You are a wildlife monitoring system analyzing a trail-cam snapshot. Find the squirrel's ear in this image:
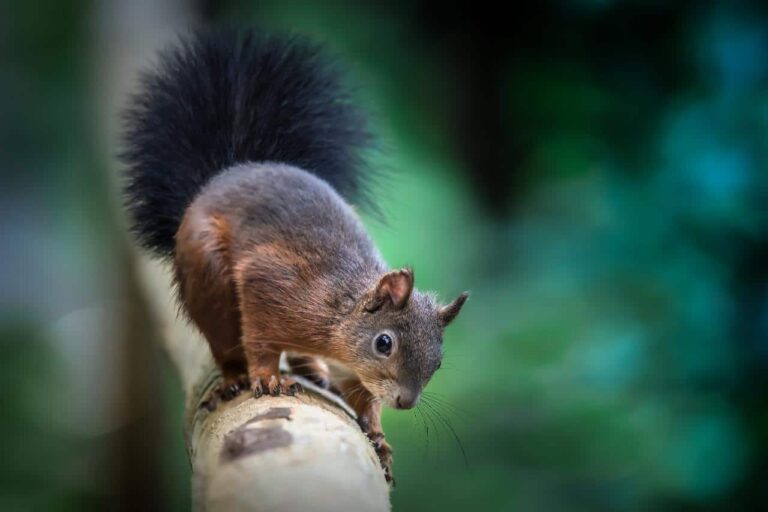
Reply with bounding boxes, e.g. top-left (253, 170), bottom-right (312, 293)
top-left (365, 268), bottom-right (414, 311)
top-left (439, 292), bottom-right (469, 326)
